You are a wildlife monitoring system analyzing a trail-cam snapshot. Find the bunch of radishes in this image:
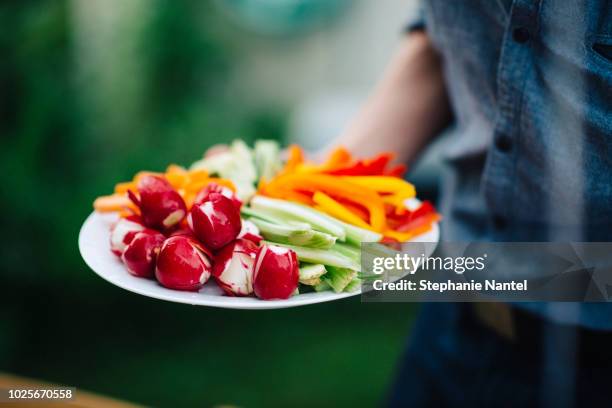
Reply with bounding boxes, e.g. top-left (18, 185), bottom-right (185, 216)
top-left (110, 175), bottom-right (299, 300)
